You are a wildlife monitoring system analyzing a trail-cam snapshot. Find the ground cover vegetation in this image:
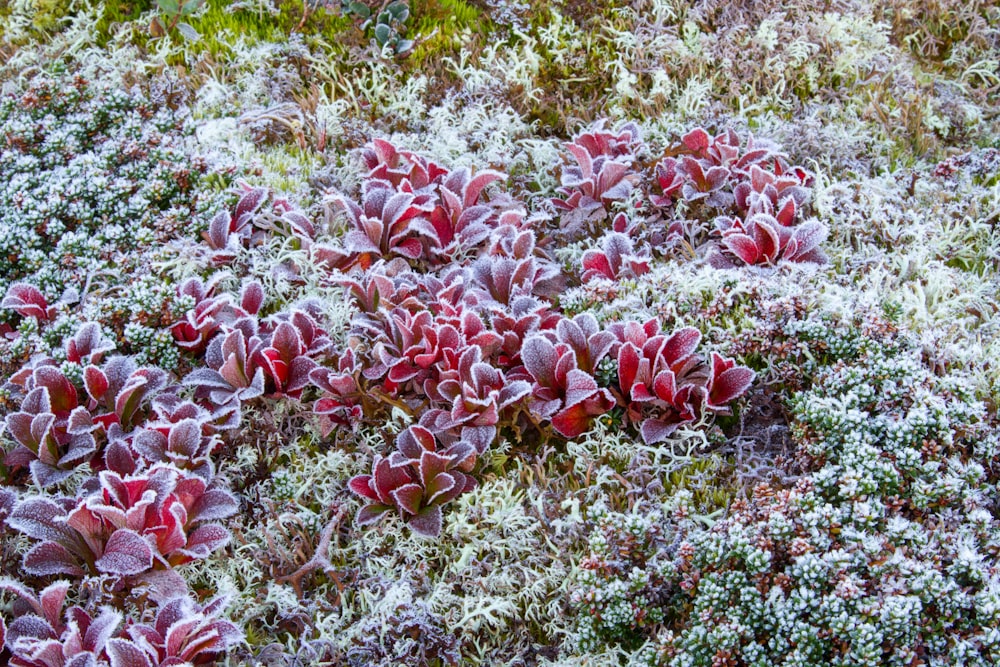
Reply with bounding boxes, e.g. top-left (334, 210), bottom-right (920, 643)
top-left (0, 0), bottom-right (998, 664)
